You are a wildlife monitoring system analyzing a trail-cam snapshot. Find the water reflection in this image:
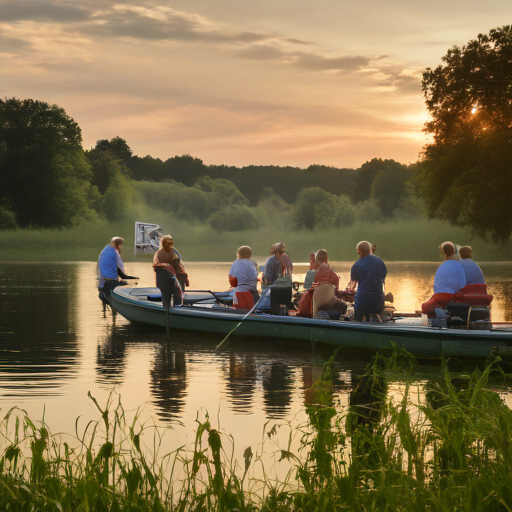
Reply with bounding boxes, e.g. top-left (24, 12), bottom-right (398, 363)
top-left (262, 362), bottom-right (294, 418)
top-left (1, 261), bottom-right (512, 448)
top-left (149, 345), bottom-right (188, 421)
top-left (224, 353), bottom-right (257, 414)
top-left (96, 326), bottom-right (128, 385)
top-left (0, 264), bottom-right (79, 397)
